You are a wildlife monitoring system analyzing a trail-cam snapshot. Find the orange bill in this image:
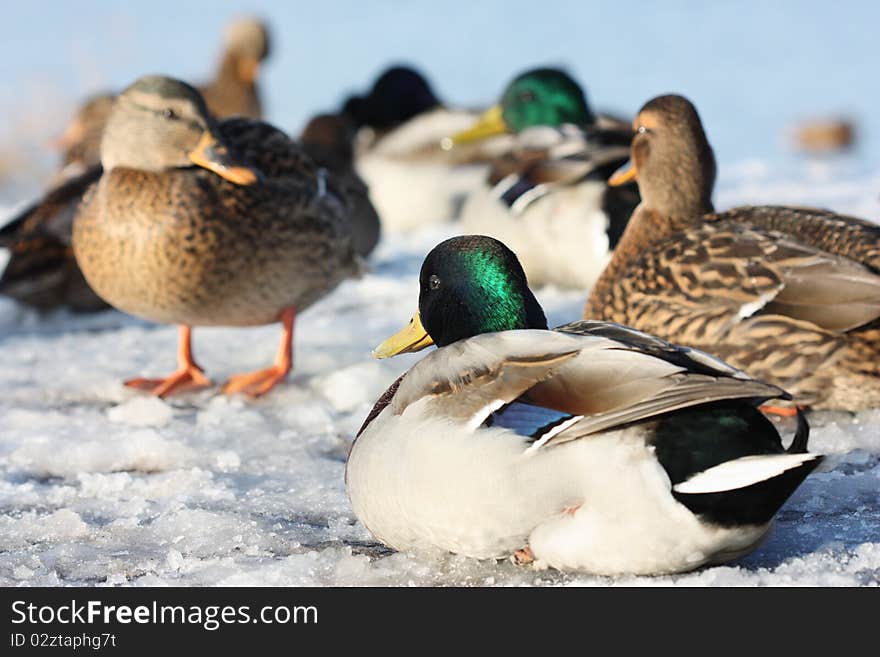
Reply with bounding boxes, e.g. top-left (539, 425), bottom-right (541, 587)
top-left (188, 131), bottom-right (259, 185)
top-left (608, 161), bottom-right (637, 186)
